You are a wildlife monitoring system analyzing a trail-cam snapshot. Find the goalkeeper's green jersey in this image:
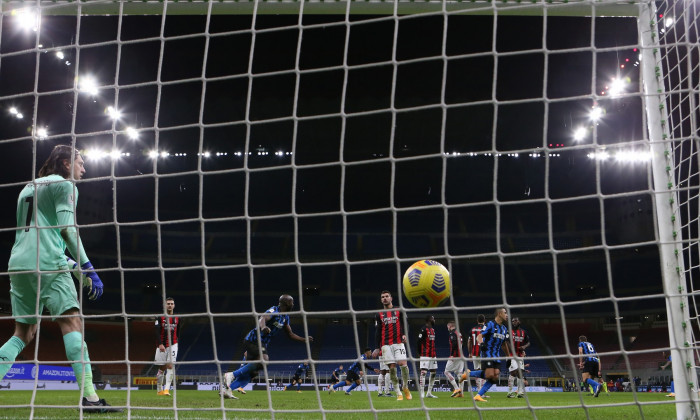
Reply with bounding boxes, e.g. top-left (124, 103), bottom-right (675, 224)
top-left (8, 175), bottom-right (78, 271)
